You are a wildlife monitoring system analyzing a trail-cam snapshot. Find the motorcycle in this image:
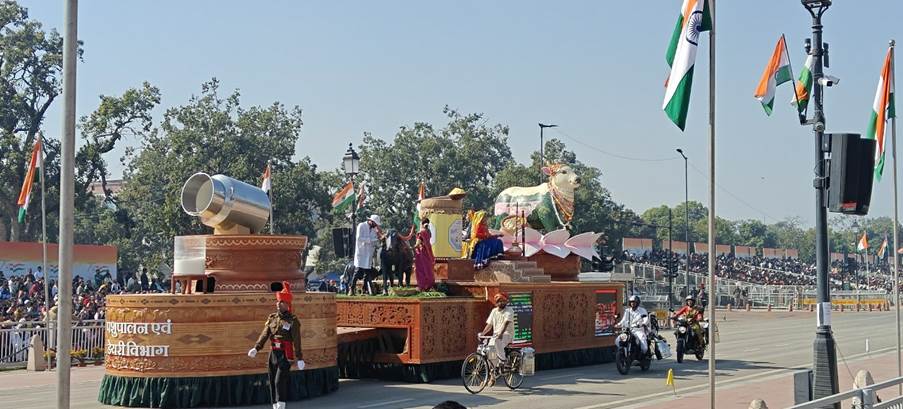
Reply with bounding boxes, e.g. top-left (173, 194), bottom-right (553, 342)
top-left (615, 324), bottom-right (653, 375)
top-left (673, 315), bottom-right (708, 363)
